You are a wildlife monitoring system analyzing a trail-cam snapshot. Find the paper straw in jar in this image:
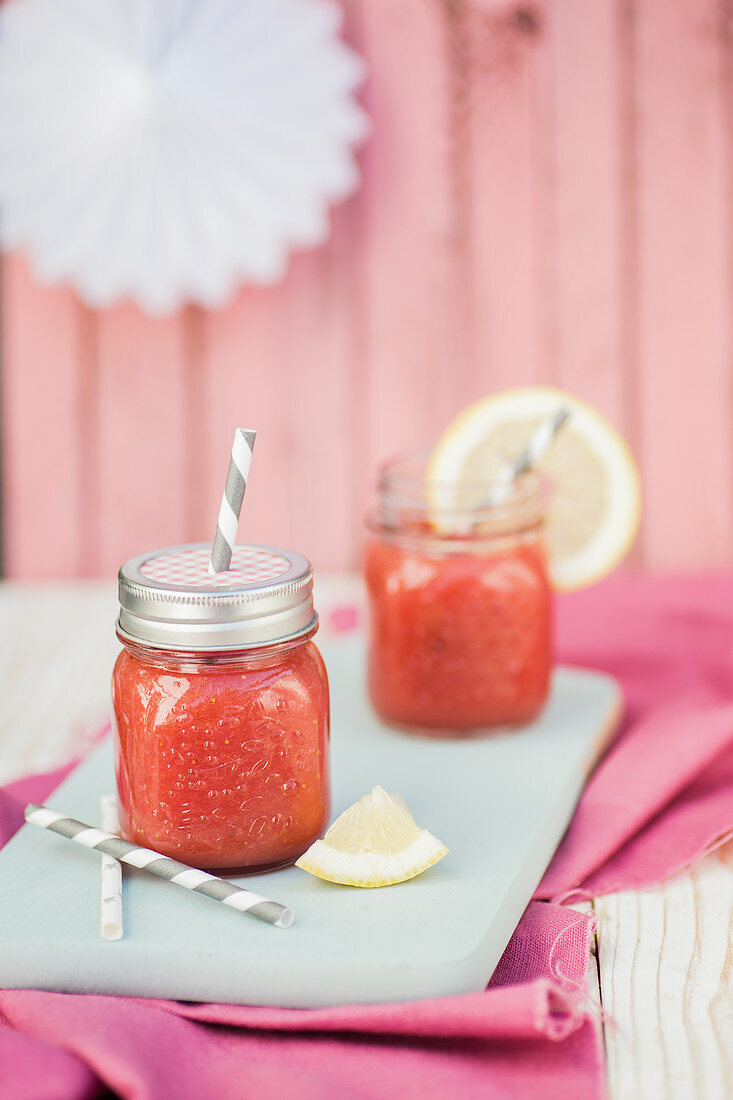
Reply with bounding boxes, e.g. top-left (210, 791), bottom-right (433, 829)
top-left (209, 428), bottom-right (257, 573)
top-left (99, 794), bottom-right (123, 941)
top-left (25, 804), bottom-right (293, 929)
top-left (485, 406), bottom-right (571, 507)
